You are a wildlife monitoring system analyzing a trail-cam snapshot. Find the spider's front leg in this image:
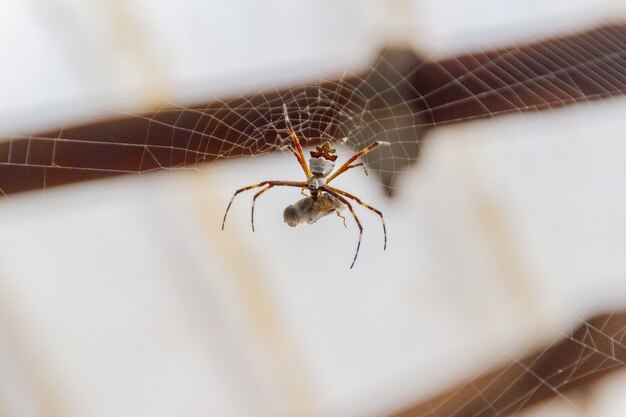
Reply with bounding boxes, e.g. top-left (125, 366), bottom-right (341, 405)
top-left (283, 104), bottom-right (312, 178)
top-left (326, 141), bottom-right (389, 183)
